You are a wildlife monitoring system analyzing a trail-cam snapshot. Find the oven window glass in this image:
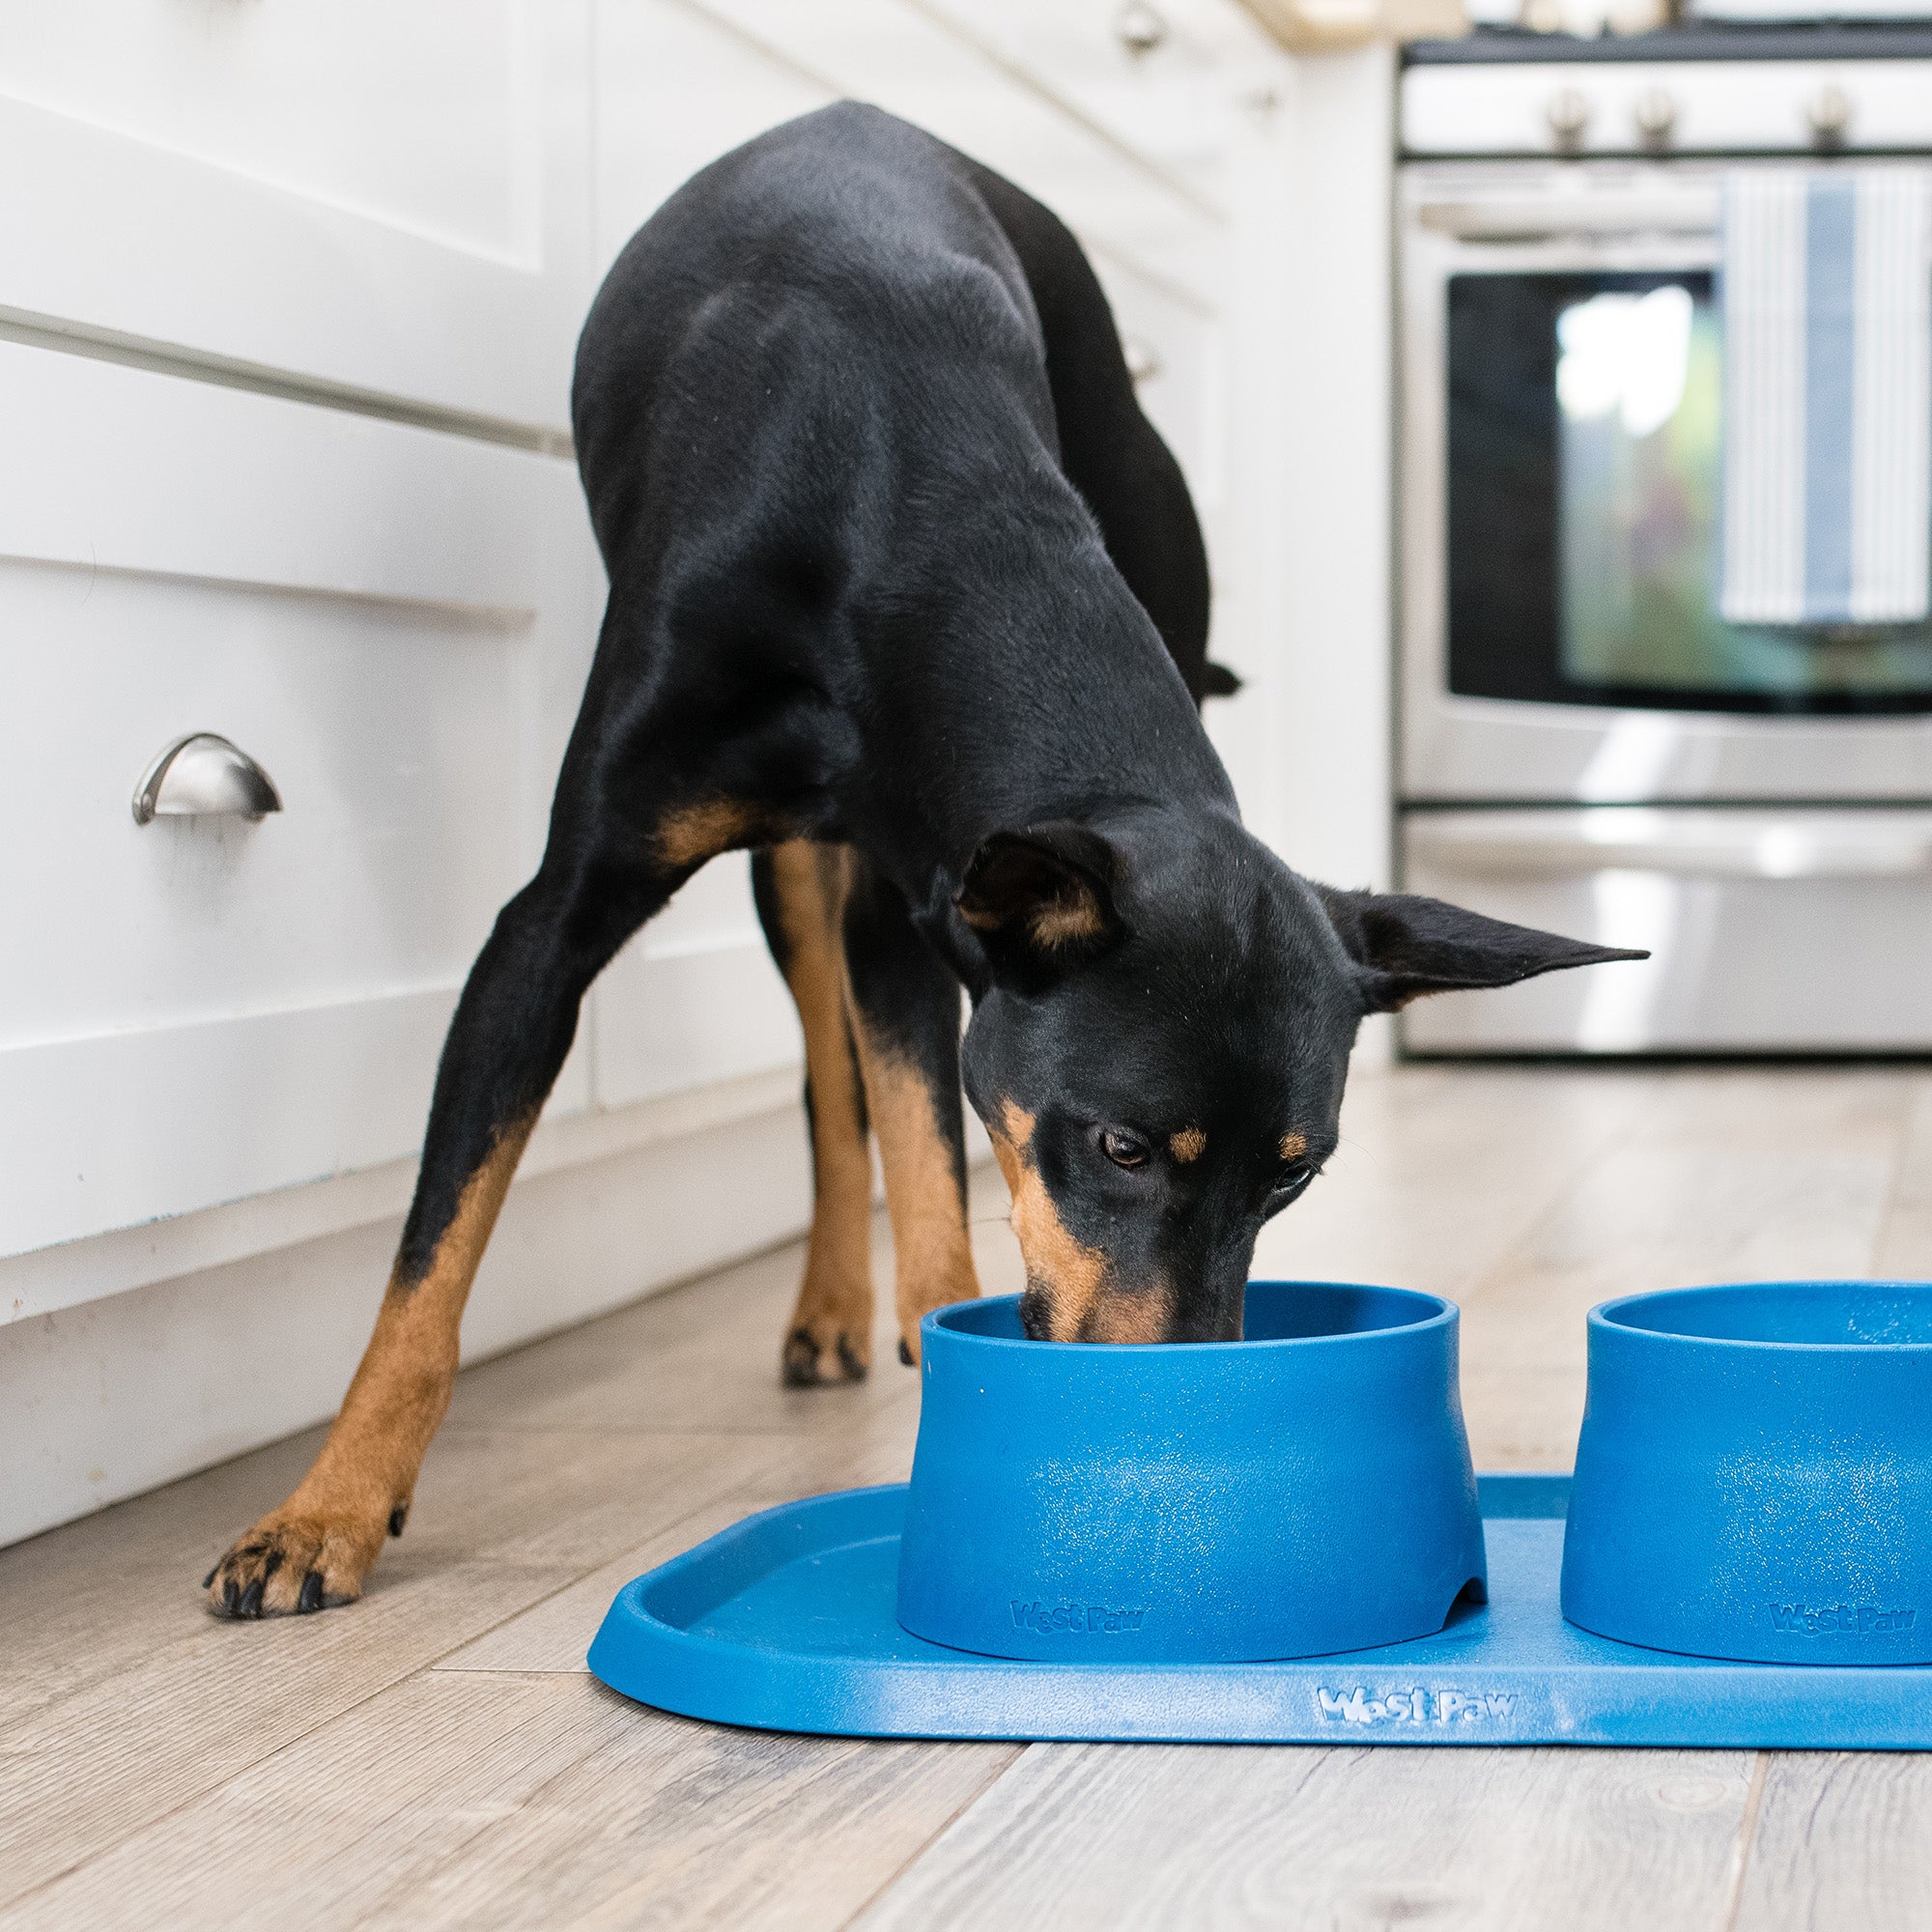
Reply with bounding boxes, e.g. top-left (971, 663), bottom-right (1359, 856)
top-left (1448, 270), bottom-right (1932, 715)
